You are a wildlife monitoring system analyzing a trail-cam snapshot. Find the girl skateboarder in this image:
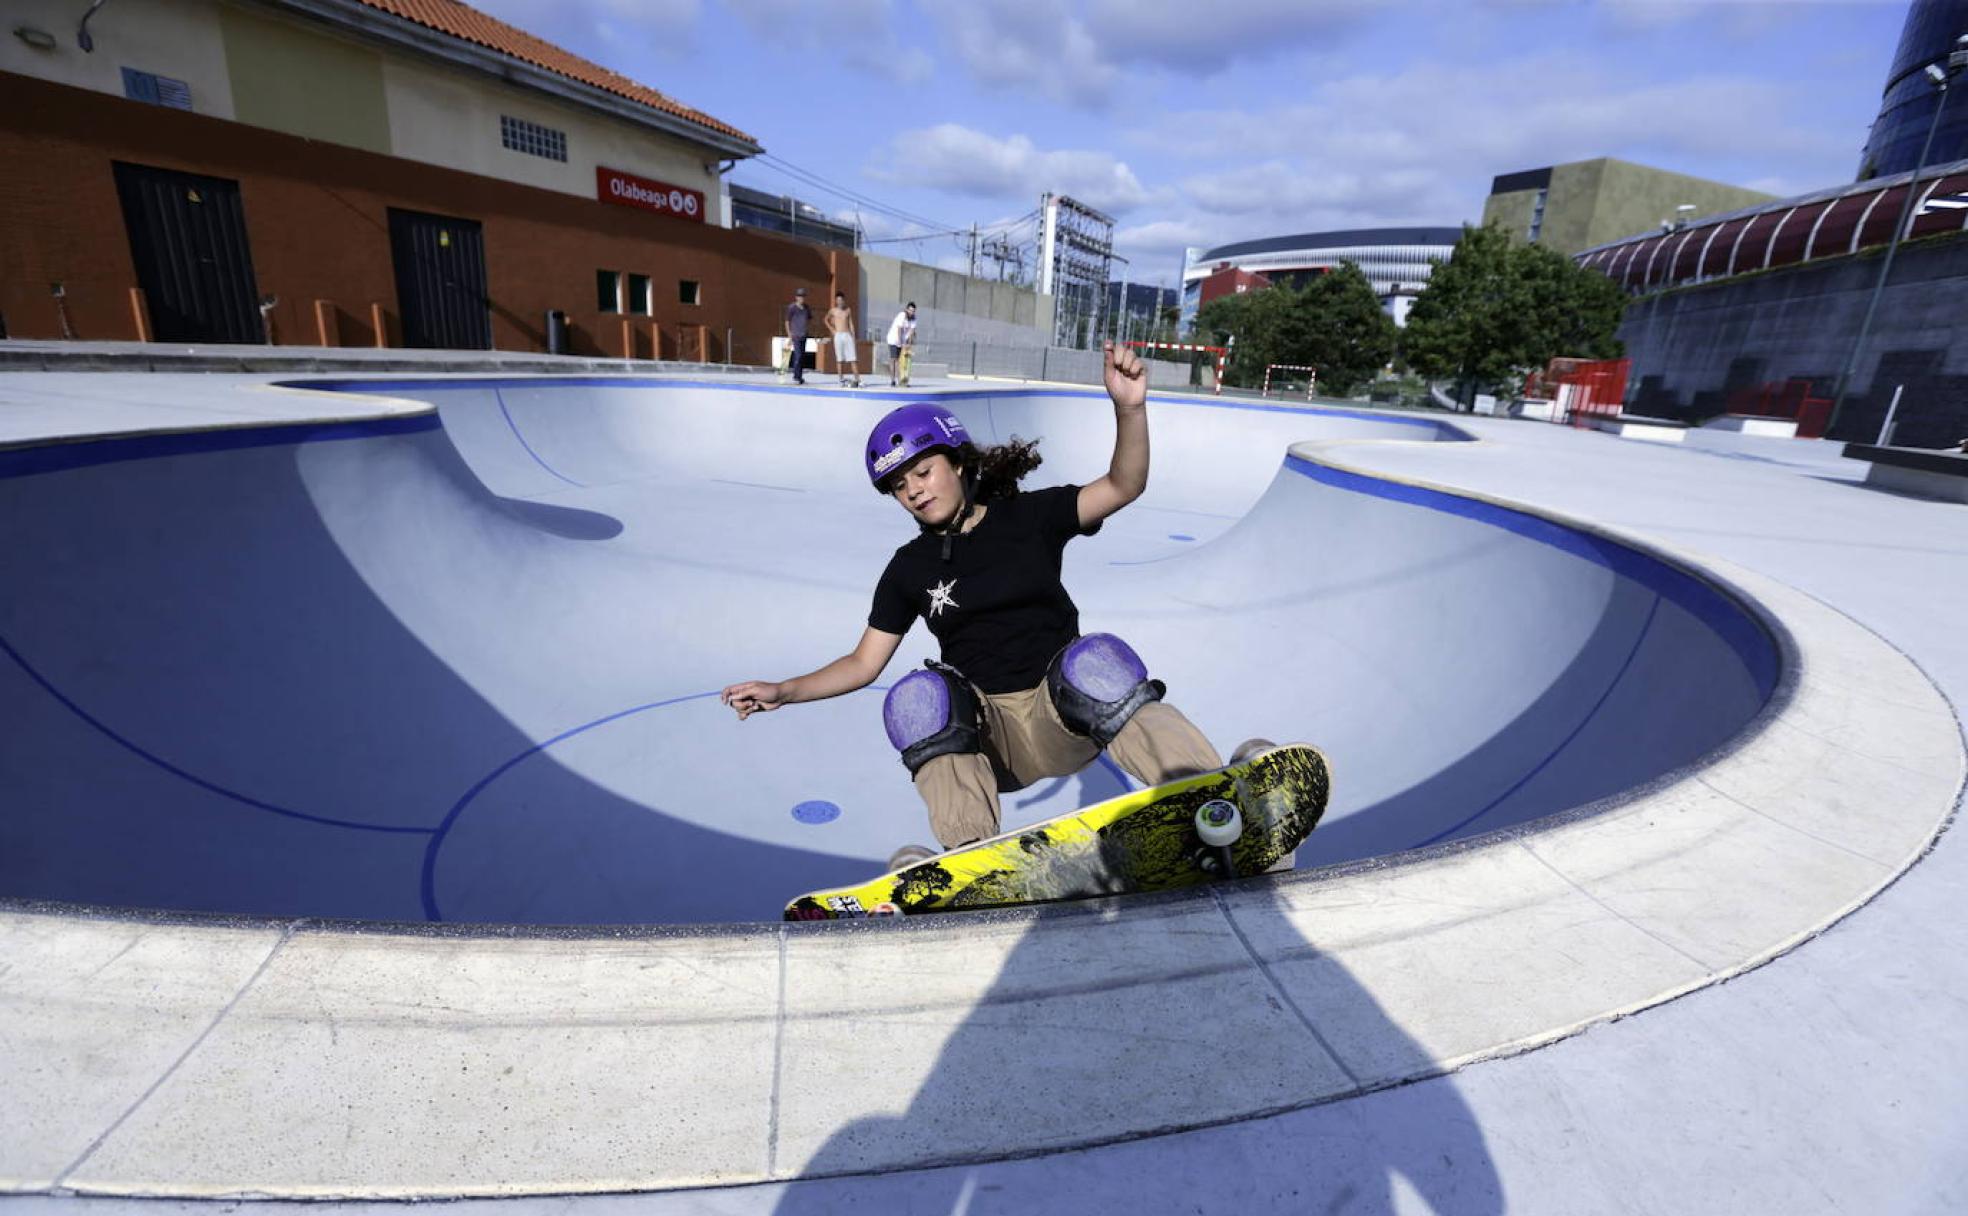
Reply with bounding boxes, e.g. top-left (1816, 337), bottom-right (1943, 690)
top-left (722, 341), bottom-right (1221, 865)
